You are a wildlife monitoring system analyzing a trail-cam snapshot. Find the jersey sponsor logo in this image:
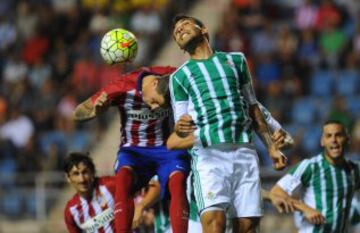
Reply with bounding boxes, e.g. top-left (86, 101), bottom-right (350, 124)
top-left (206, 192), bottom-right (215, 200)
top-left (127, 109), bottom-right (170, 121)
top-left (80, 207), bottom-right (114, 233)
